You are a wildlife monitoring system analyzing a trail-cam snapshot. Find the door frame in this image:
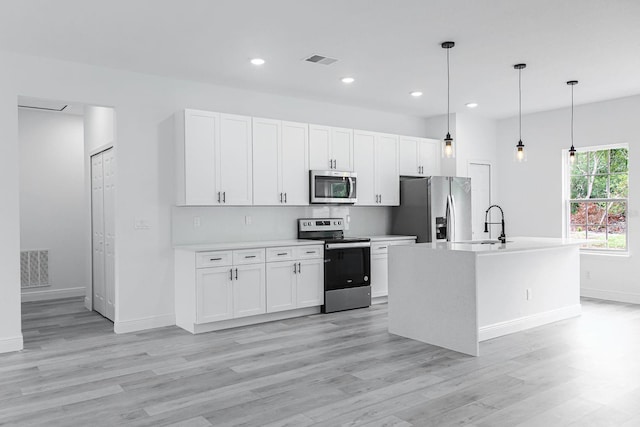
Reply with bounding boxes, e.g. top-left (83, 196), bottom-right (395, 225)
top-left (467, 159), bottom-right (493, 239)
top-left (87, 143), bottom-right (115, 313)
